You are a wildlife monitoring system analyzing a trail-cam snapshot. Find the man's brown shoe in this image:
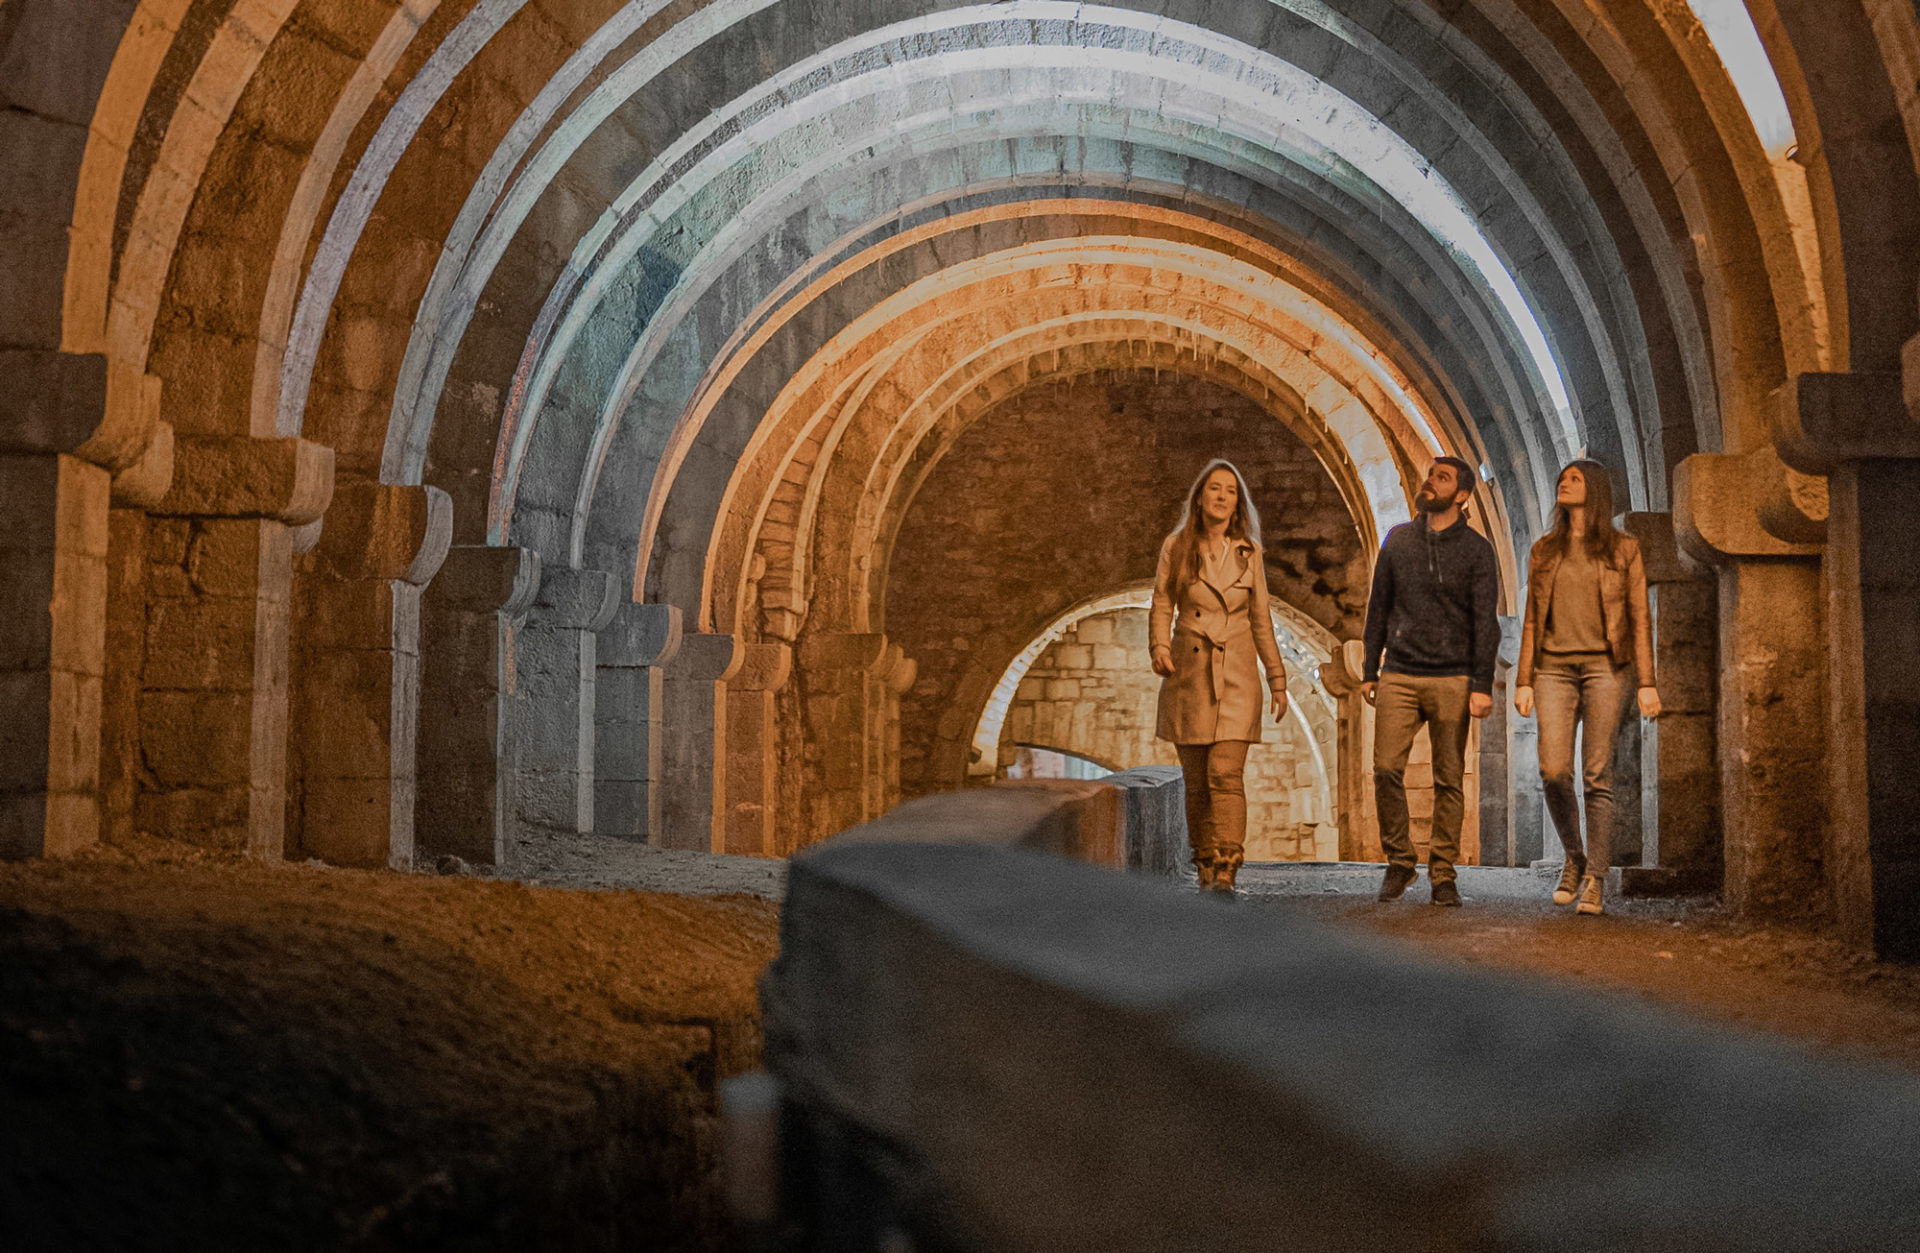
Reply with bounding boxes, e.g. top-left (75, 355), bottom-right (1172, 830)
top-left (1430, 879), bottom-right (1462, 907)
top-left (1553, 858), bottom-right (1585, 906)
top-left (1378, 864), bottom-right (1417, 902)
